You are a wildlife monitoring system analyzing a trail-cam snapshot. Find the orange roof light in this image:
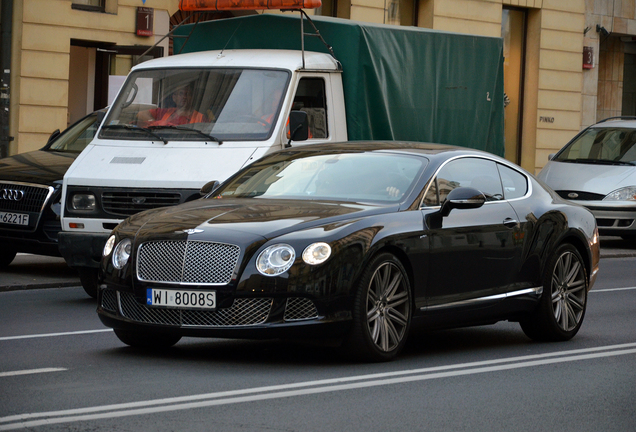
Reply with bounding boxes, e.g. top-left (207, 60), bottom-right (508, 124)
top-left (179, 0), bottom-right (322, 11)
